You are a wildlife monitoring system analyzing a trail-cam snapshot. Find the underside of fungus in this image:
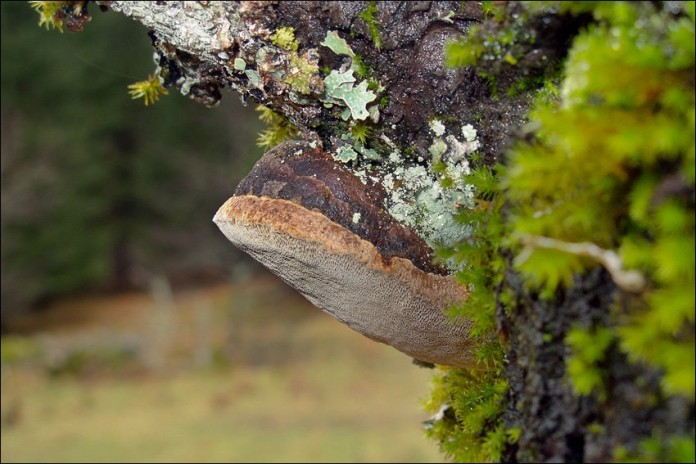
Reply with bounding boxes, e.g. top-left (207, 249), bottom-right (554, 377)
top-left (214, 141), bottom-right (478, 368)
